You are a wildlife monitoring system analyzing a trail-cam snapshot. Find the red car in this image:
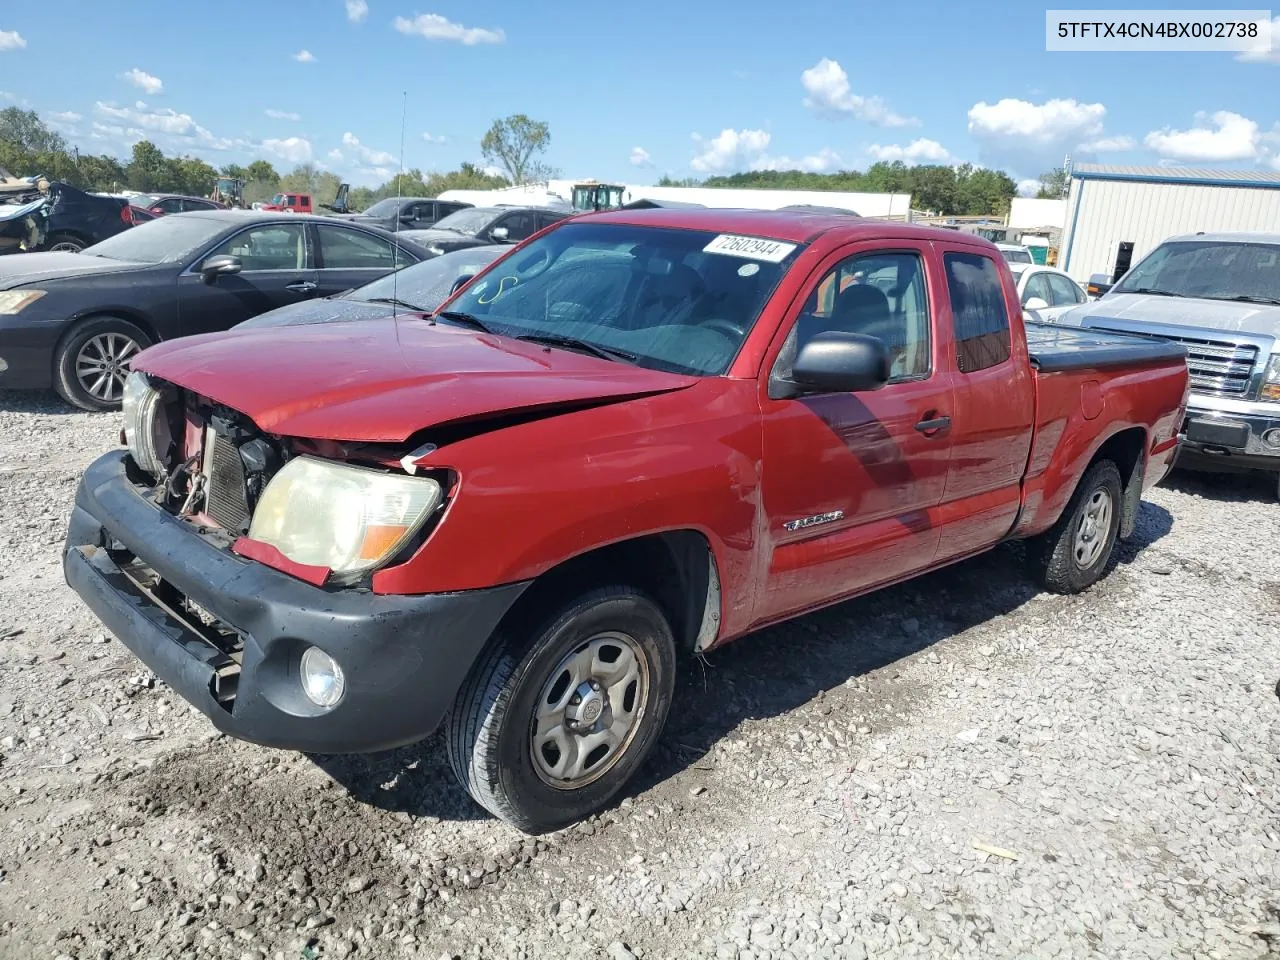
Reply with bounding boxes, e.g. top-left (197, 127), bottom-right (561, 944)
top-left (258, 192), bottom-right (312, 214)
top-left (129, 194), bottom-right (227, 217)
top-left (63, 208), bottom-right (1188, 832)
